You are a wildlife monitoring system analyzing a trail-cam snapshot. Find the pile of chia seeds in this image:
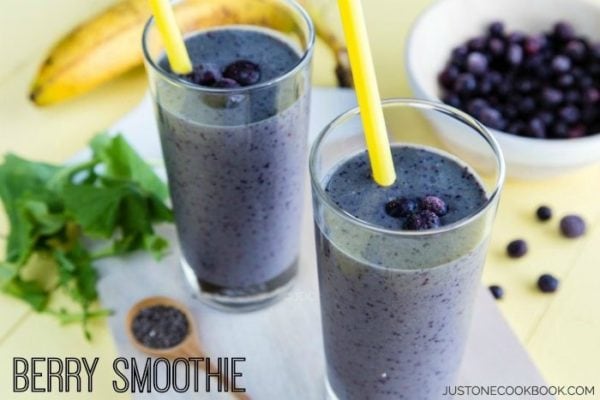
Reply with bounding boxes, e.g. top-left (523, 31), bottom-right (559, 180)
top-left (131, 305), bottom-right (190, 349)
